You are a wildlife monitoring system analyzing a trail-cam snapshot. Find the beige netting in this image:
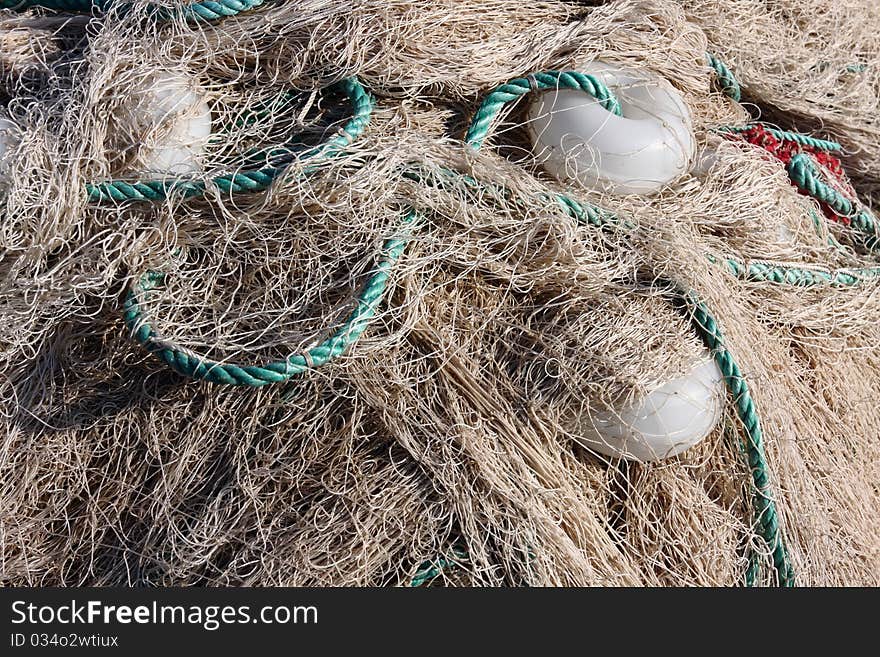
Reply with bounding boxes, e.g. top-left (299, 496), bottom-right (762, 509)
top-left (0, 0), bottom-right (877, 586)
